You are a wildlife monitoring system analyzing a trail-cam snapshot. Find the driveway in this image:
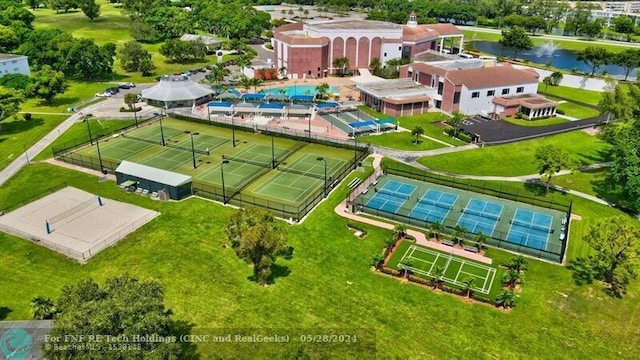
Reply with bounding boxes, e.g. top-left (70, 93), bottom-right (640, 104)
top-left (461, 114), bottom-right (609, 144)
